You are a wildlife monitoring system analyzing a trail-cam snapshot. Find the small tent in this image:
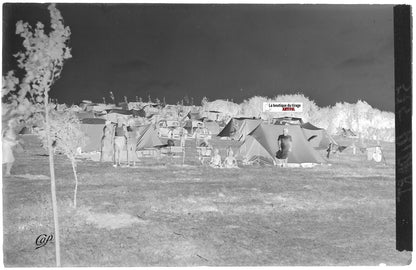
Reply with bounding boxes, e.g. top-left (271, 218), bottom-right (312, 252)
top-left (80, 118), bottom-right (106, 152)
top-left (273, 117), bottom-right (304, 125)
top-left (301, 122), bottom-right (336, 149)
top-left (135, 124), bottom-right (164, 151)
top-left (18, 126), bottom-right (32, 135)
top-left (239, 124), bottom-right (326, 165)
top-left (81, 118), bottom-right (107, 124)
top-left (185, 111), bottom-right (203, 121)
top-left (339, 128), bottom-right (358, 138)
top-left (217, 118), bottom-right (262, 141)
top-left (204, 121), bottom-right (220, 135)
top-left (75, 111), bottom-right (95, 120)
